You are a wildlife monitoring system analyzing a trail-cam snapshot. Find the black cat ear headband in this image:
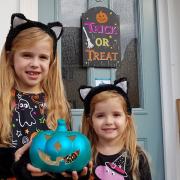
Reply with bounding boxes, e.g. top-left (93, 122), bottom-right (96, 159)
top-left (79, 77), bottom-right (132, 115)
top-left (5, 13), bottom-right (63, 59)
